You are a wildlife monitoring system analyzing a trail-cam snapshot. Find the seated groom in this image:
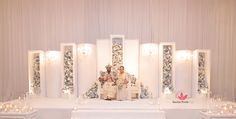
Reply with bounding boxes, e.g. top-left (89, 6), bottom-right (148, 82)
top-left (98, 64), bottom-right (117, 100)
